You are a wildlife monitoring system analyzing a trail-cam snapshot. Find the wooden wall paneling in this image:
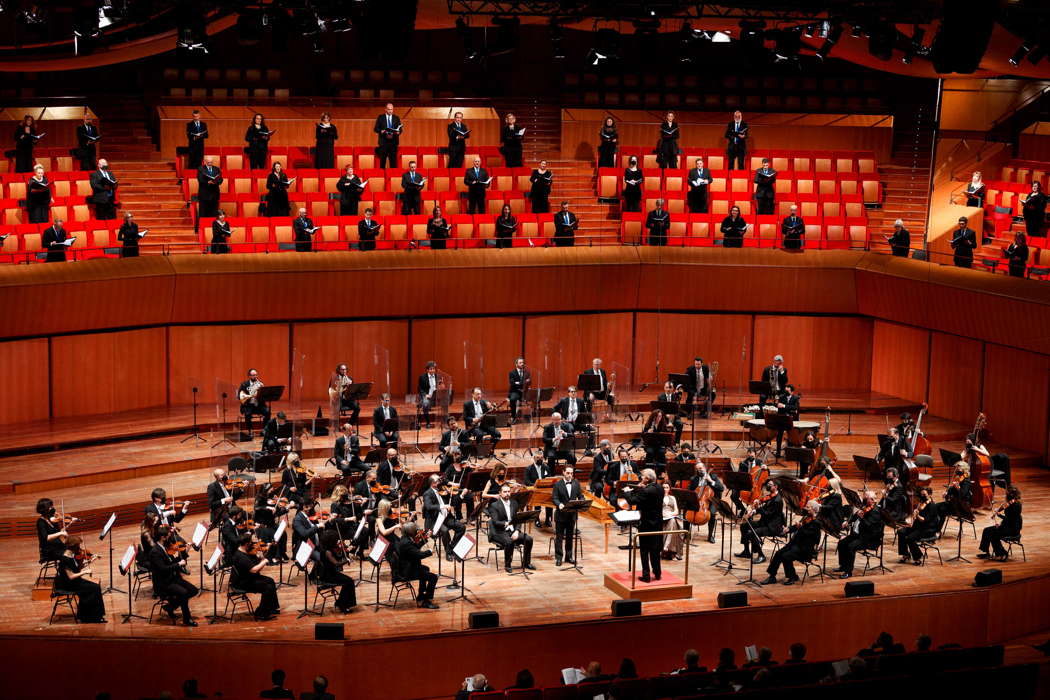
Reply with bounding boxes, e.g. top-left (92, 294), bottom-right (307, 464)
top-left (0, 338), bottom-right (50, 425)
top-left (167, 324), bottom-right (290, 406)
top-left (523, 313), bottom-right (634, 390)
top-left (870, 320), bottom-right (930, 402)
top-left (51, 328), bottom-right (167, 418)
top-left (290, 321), bottom-right (410, 402)
top-left (752, 316), bottom-right (874, 391)
top-left (632, 313), bottom-right (753, 393)
top-left (927, 331), bottom-right (983, 425)
top-left (981, 344), bottom-right (1050, 454)
top-left (410, 316), bottom-right (523, 398)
